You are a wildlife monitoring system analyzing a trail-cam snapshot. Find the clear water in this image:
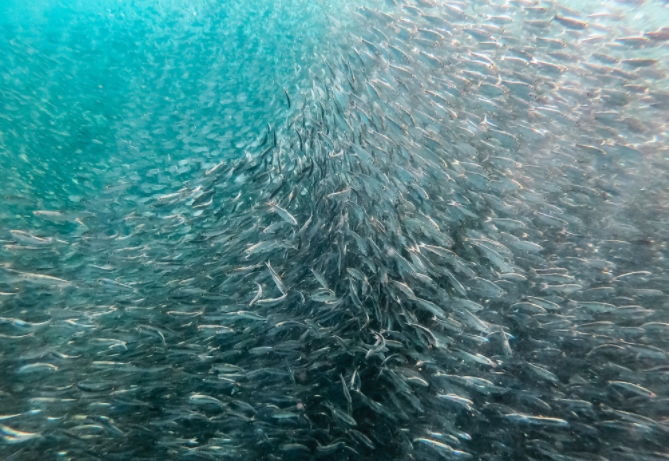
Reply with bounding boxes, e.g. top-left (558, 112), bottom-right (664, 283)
top-left (1, 0), bottom-right (668, 460)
